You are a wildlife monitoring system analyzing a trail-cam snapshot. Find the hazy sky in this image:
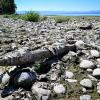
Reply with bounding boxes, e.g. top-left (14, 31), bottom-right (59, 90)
top-left (15, 0), bottom-right (100, 11)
